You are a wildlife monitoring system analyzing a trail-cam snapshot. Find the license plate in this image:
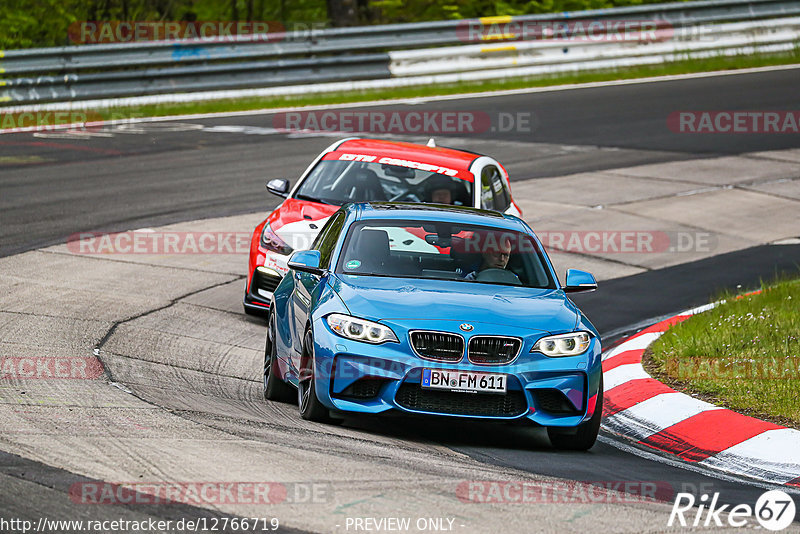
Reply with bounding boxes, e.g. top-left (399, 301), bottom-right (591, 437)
top-left (421, 368), bottom-right (507, 394)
